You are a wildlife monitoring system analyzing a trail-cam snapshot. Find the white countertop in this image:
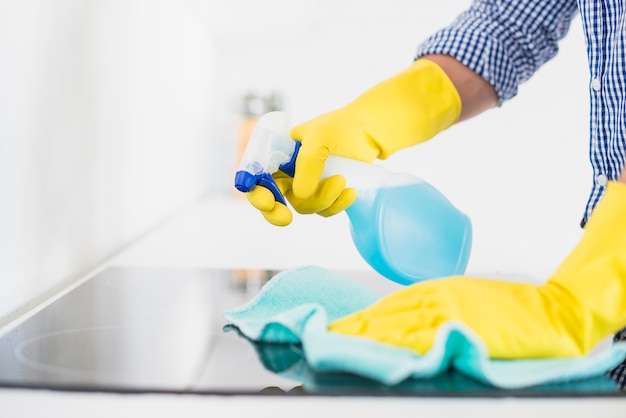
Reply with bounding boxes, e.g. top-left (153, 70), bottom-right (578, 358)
top-left (1, 196), bottom-right (623, 417)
